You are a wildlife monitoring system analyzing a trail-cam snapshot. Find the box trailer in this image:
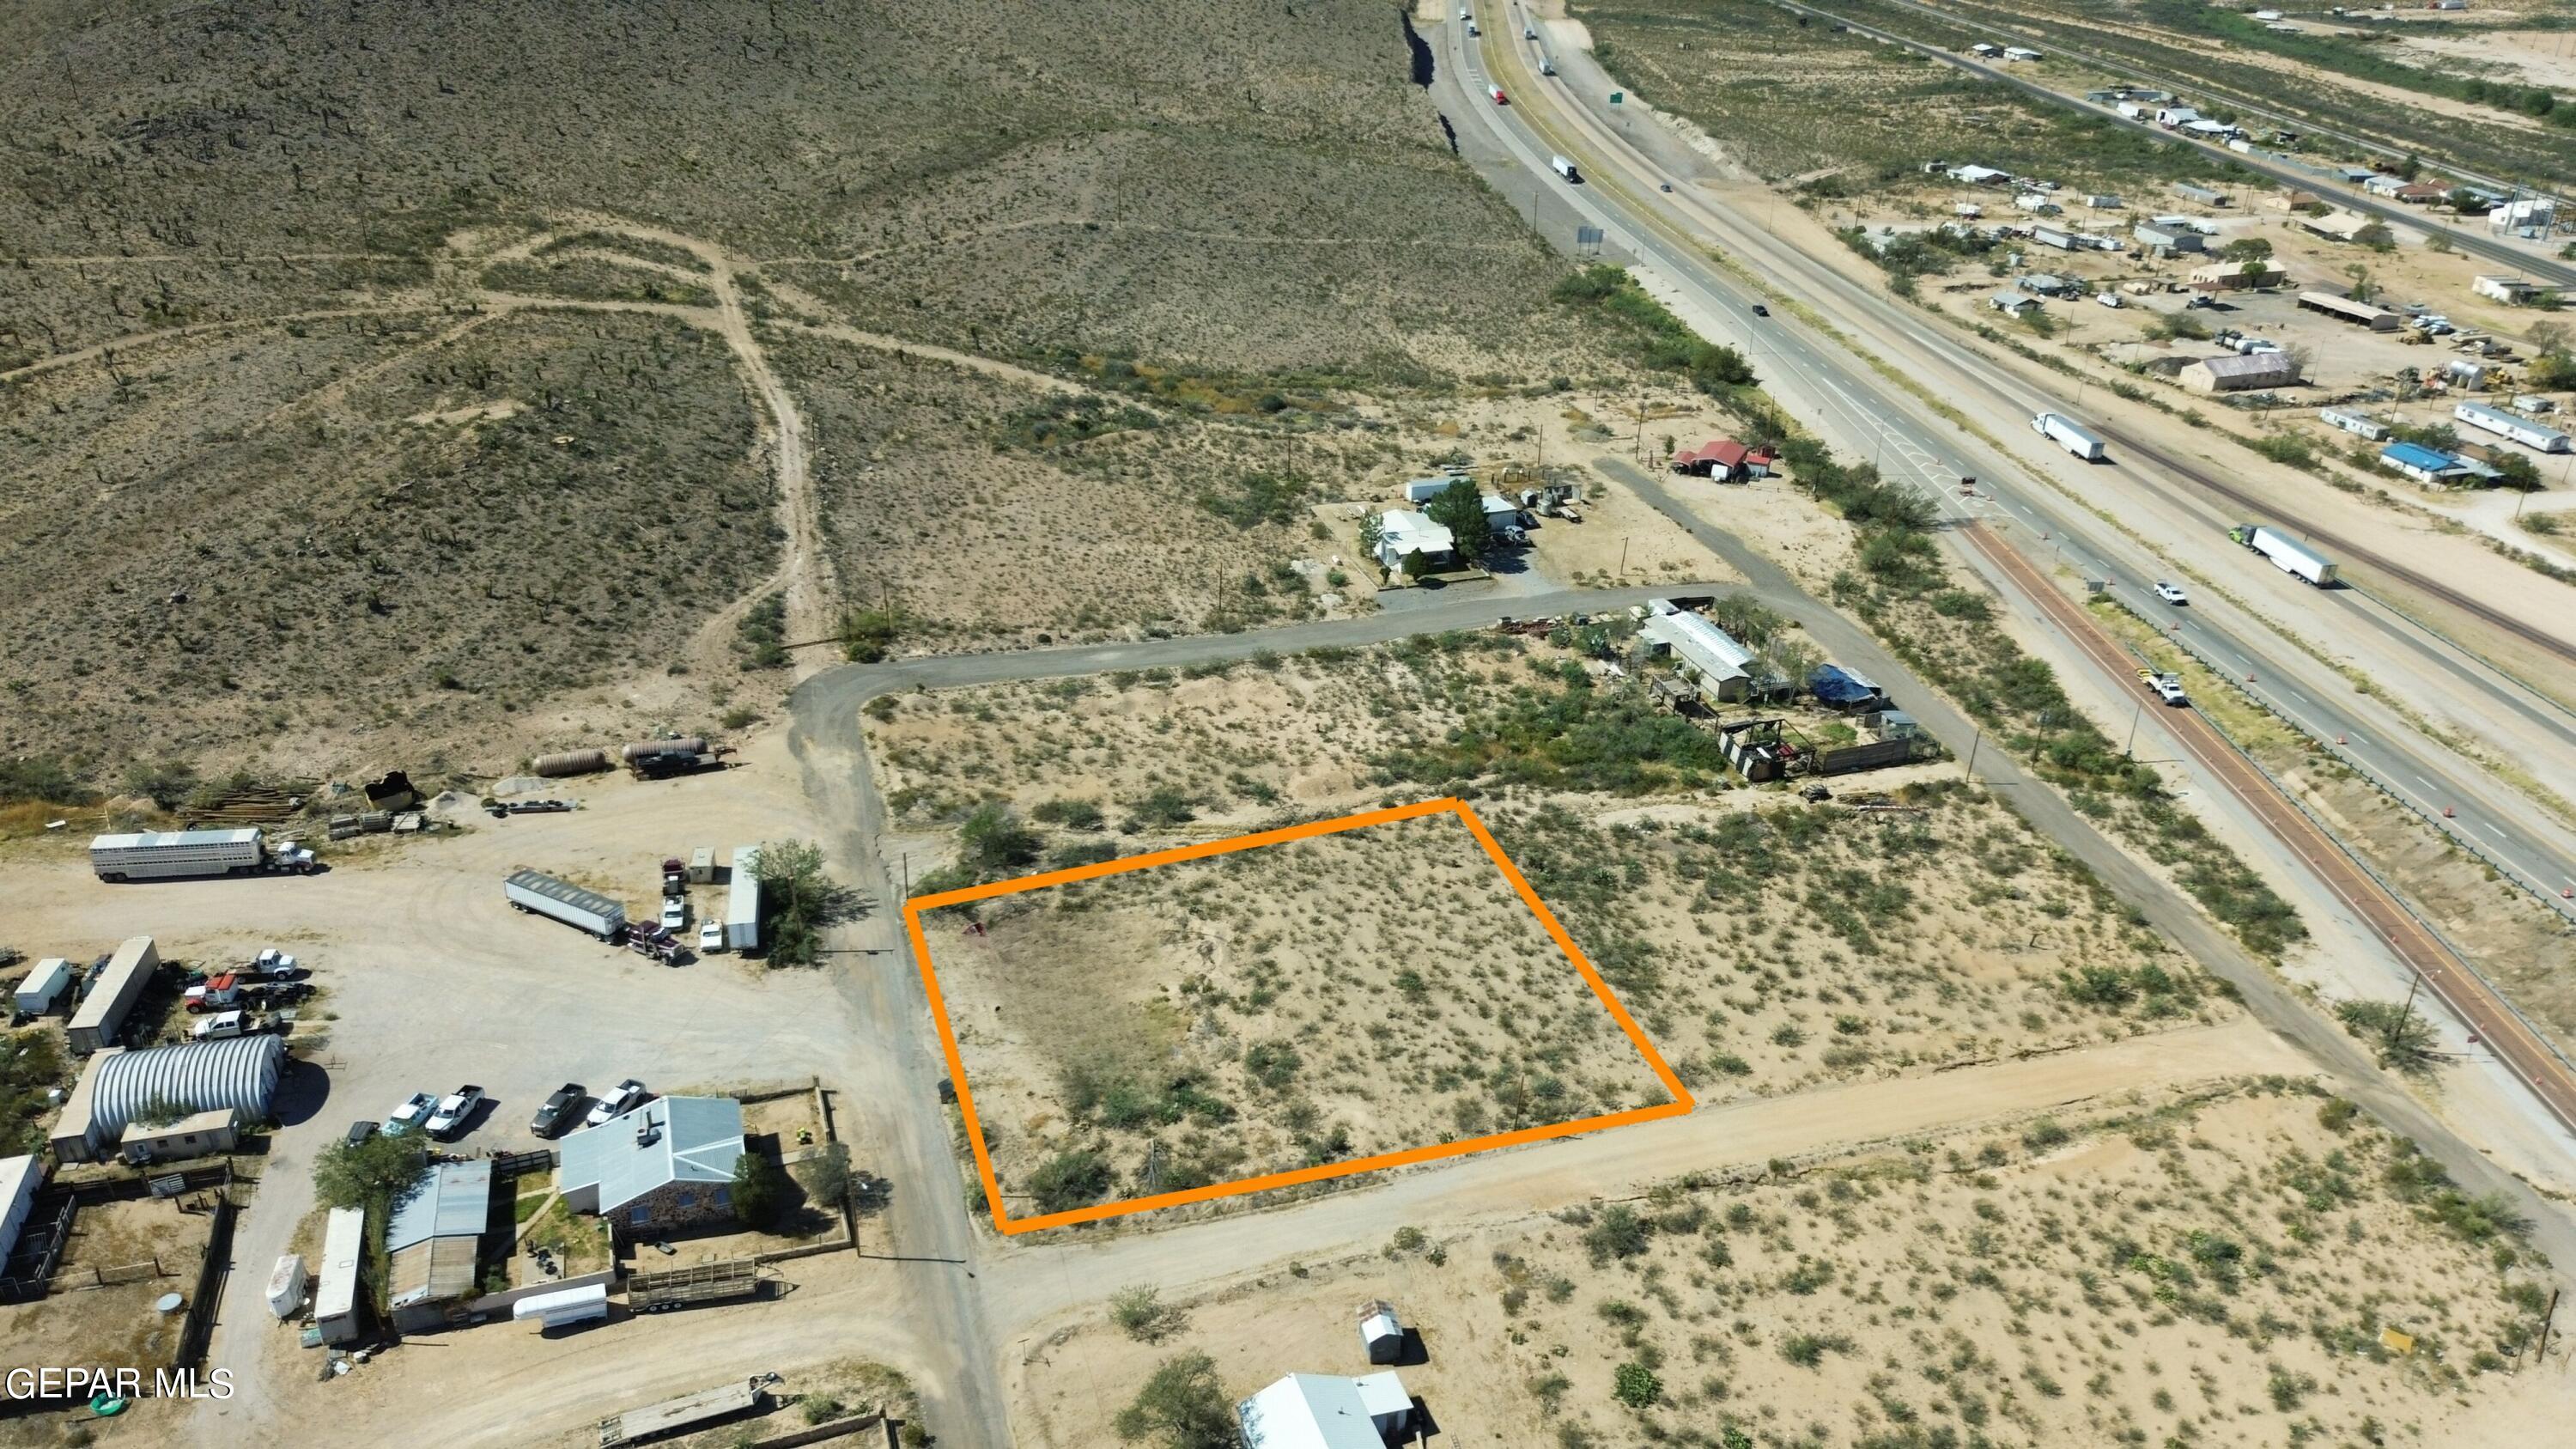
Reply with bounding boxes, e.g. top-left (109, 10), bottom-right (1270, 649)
top-left (2031, 412), bottom-right (2106, 460)
top-left (1550, 155), bottom-right (1580, 182)
top-left (2454, 401), bottom-right (2572, 454)
top-left (14, 957), bottom-right (72, 1016)
top-left (314, 1207), bottom-right (367, 1344)
top-left (503, 869), bottom-right (628, 941)
top-left (67, 936), bottom-right (158, 1054)
top-left (2229, 523), bottom-right (2338, 586)
top-left (88, 827), bottom-right (282, 882)
top-left (725, 848), bottom-right (762, 952)
top-left (513, 1281), bottom-right (610, 1333)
